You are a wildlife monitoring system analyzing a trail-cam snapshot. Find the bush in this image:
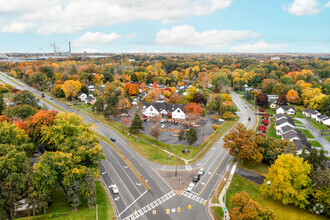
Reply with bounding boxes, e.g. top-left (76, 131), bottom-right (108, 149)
top-left (259, 125), bottom-right (267, 130)
top-left (258, 128), bottom-right (266, 133)
top-left (223, 111), bottom-right (235, 120)
top-left (262, 120), bottom-right (269, 126)
top-left (212, 124), bottom-right (221, 131)
top-left (259, 108), bottom-right (265, 112)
